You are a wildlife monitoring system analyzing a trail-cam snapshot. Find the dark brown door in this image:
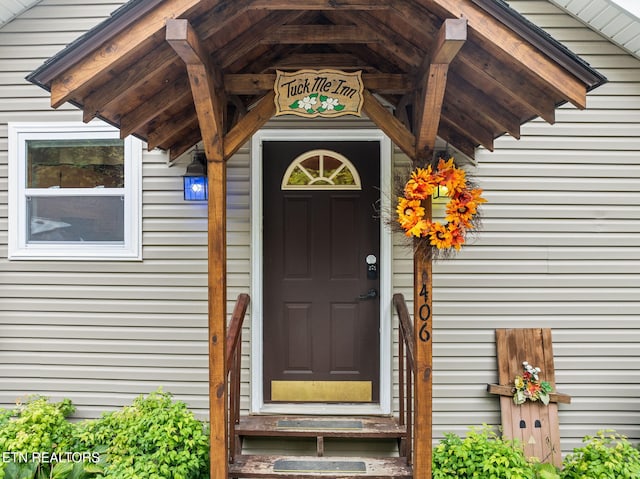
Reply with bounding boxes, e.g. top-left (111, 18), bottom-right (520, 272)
top-left (263, 141), bottom-right (380, 403)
